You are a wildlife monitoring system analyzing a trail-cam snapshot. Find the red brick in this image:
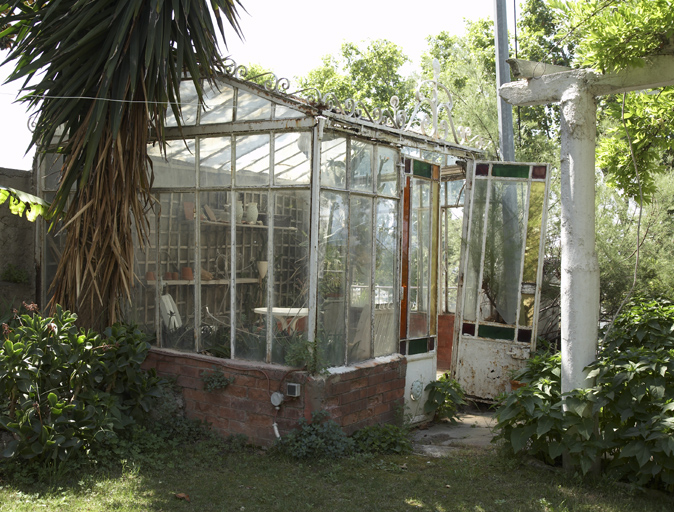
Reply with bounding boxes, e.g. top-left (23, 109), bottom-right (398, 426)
top-left (341, 411), bottom-right (359, 426)
top-left (219, 407), bottom-right (247, 422)
top-left (231, 374), bottom-right (258, 387)
top-left (383, 389), bottom-right (402, 403)
top-left (374, 404), bottom-right (392, 417)
top-left (157, 361), bottom-right (181, 376)
top-left (224, 384), bottom-right (248, 398)
top-left (339, 388), bottom-right (368, 405)
top-left (374, 380), bottom-right (394, 395)
top-left (330, 380), bottom-right (351, 395)
top-left (227, 420), bottom-right (248, 435)
top-left (176, 375), bottom-right (200, 390)
top-left (248, 387), bottom-right (271, 402)
top-left (367, 373), bottom-right (387, 386)
top-left (183, 387), bottom-right (204, 402)
top-left (341, 398), bottom-right (368, 416)
top-left (247, 414), bottom-right (275, 428)
top-left (367, 394), bottom-right (382, 407)
top-left (350, 377), bottom-right (369, 390)
top-left (192, 401), bottom-right (220, 416)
